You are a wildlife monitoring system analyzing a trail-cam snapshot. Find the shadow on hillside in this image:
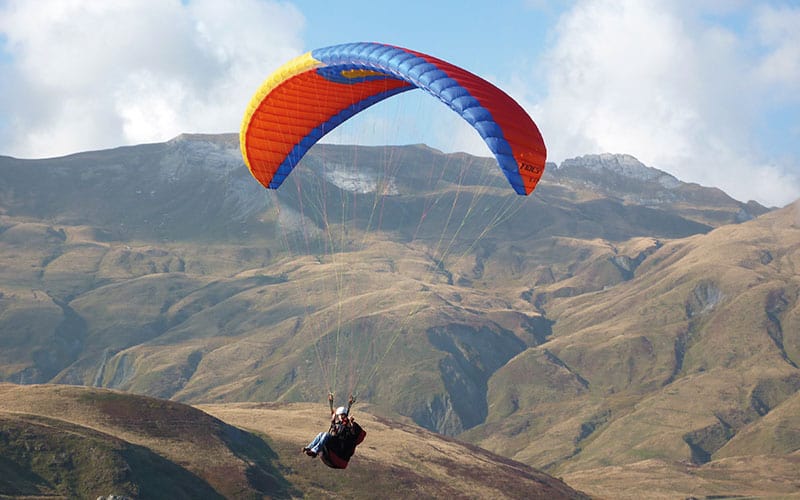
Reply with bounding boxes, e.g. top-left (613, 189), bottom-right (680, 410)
top-left (72, 390), bottom-right (298, 497)
top-left (0, 453), bottom-right (53, 496)
top-left (119, 444), bottom-right (225, 499)
top-left (220, 424), bottom-right (301, 499)
top-left (0, 414), bottom-right (223, 499)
